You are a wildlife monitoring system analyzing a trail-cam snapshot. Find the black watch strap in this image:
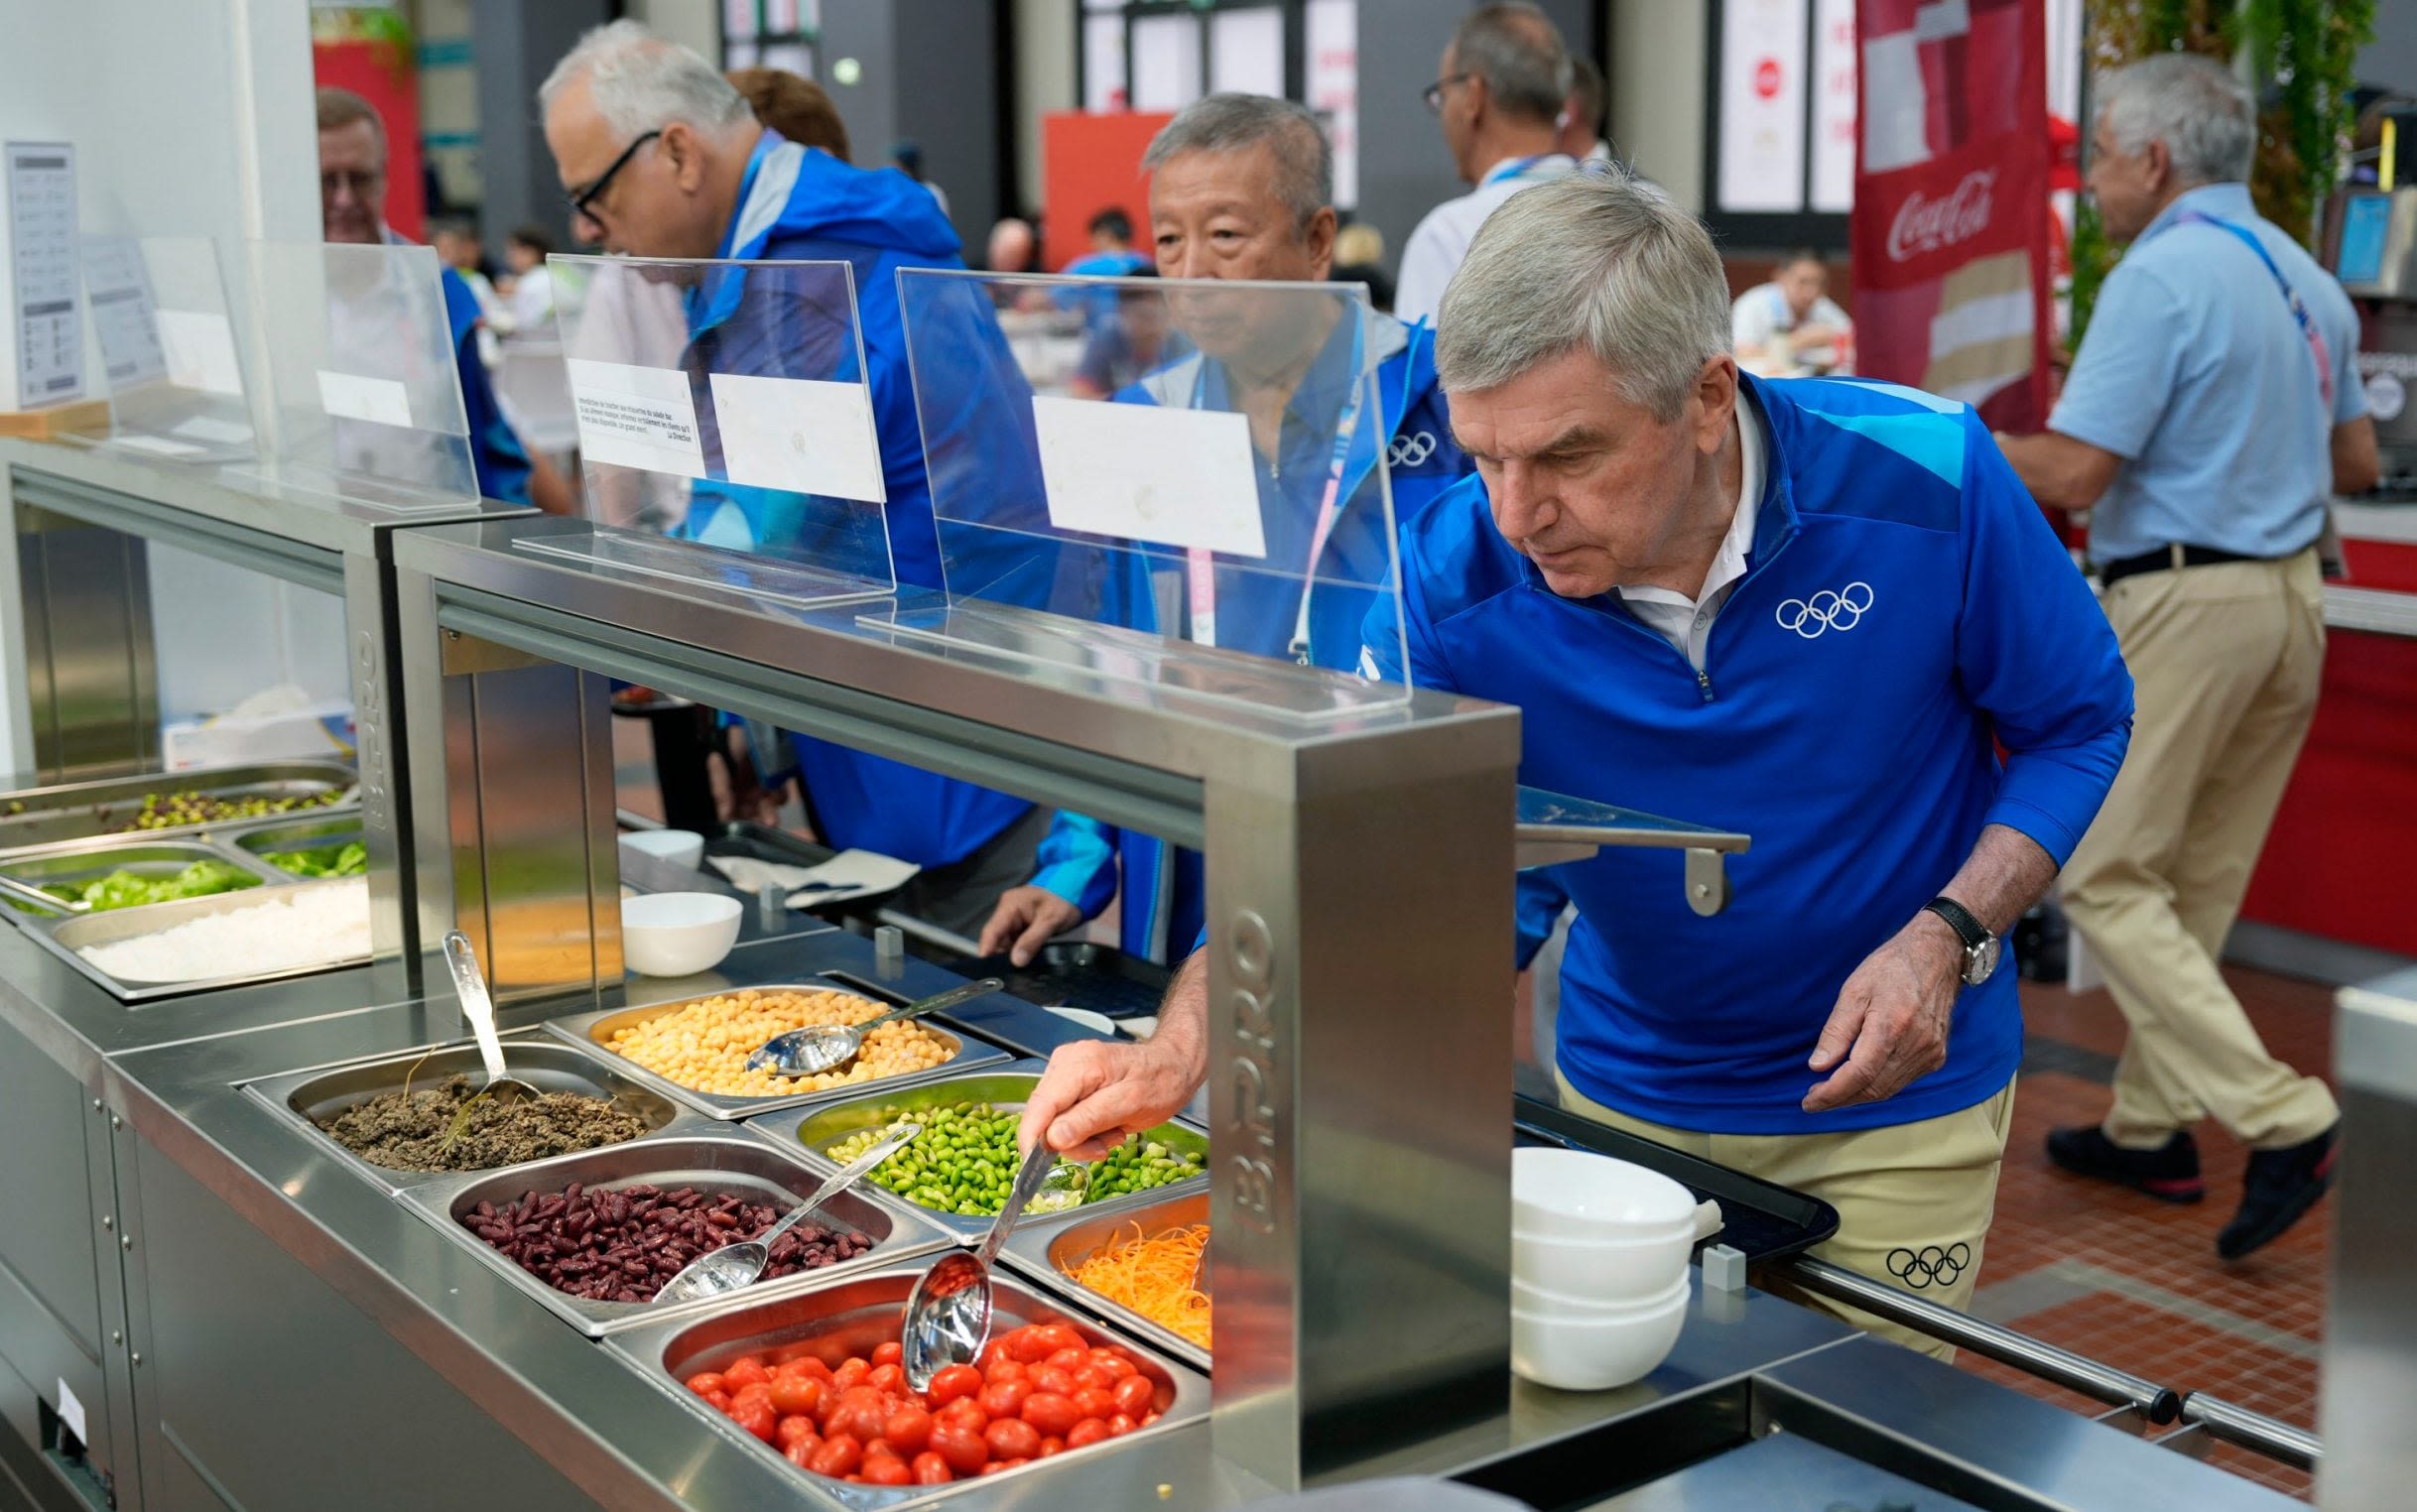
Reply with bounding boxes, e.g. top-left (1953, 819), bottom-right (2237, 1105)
top-left (1925, 896), bottom-right (1990, 951)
